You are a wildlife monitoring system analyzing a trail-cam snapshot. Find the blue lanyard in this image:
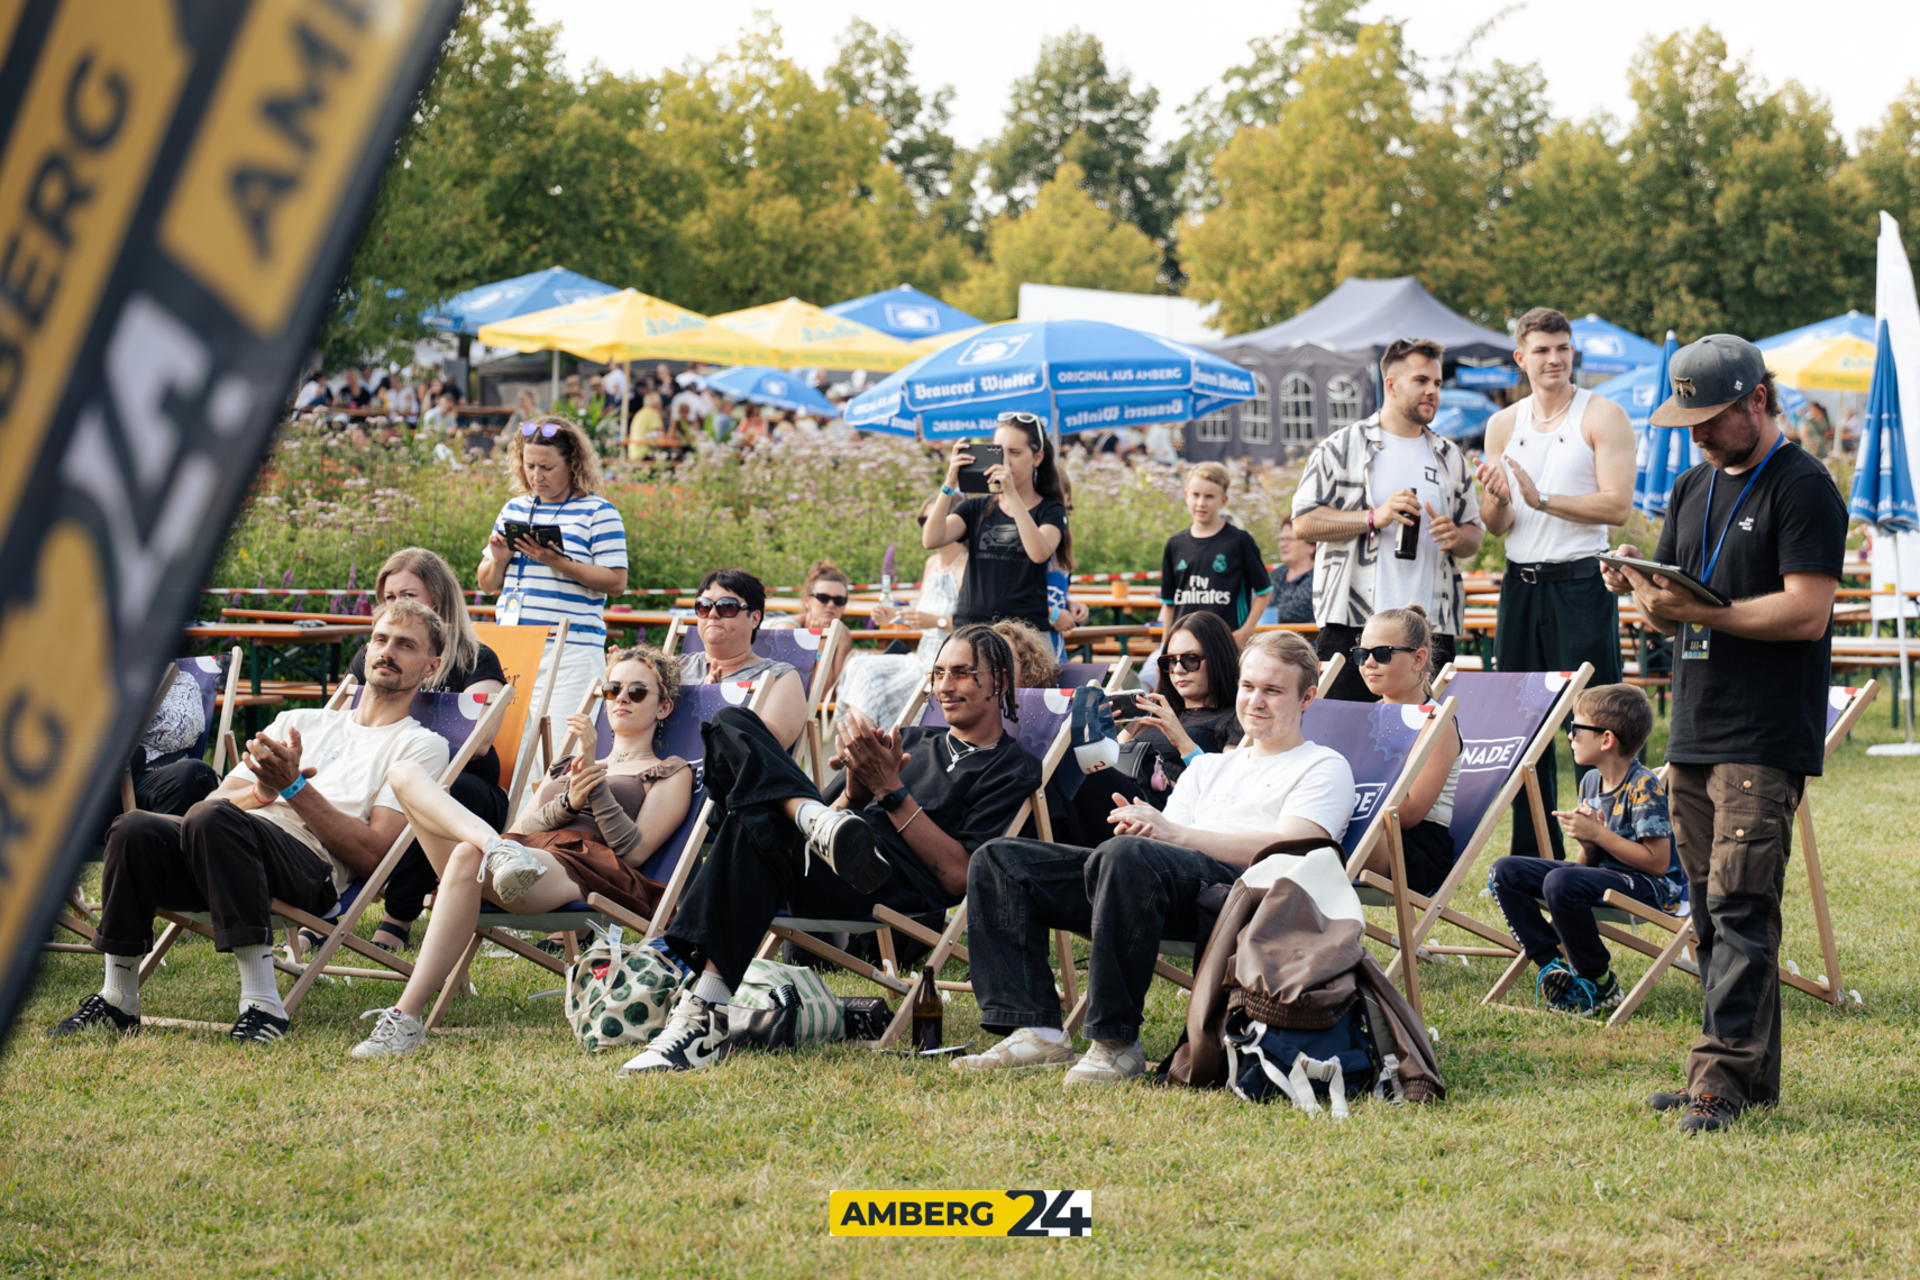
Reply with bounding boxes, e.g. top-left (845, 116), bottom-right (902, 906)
top-left (1700, 434), bottom-right (1785, 585)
